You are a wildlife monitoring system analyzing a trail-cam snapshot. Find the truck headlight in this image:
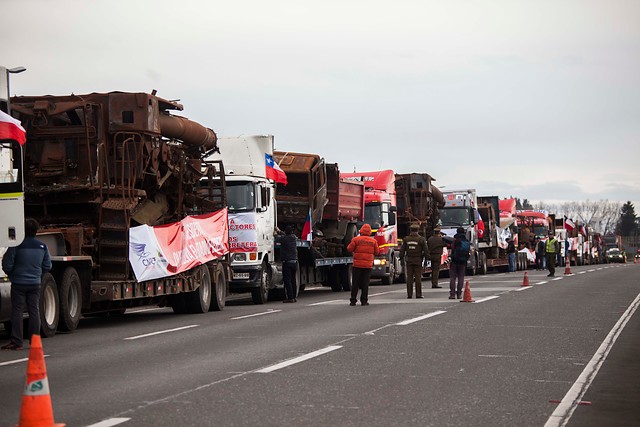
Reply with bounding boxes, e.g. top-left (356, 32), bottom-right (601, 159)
top-left (232, 253), bottom-right (246, 262)
top-left (373, 259), bottom-right (386, 266)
